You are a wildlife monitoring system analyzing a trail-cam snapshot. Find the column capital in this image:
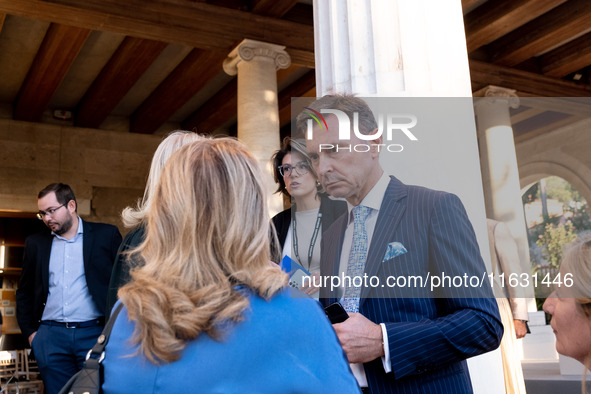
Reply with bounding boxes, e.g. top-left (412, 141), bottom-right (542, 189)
top-left (223, 39), bottom-right (291, 76)
top-left (474, 85), bottom-right (520, 109)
